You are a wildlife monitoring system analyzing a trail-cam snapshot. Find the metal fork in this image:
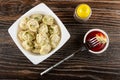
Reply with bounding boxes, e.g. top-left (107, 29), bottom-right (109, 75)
top-left (87, 37), bottom-right (100, 48)
top-left (40, 36), bottom-right (100, 76)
